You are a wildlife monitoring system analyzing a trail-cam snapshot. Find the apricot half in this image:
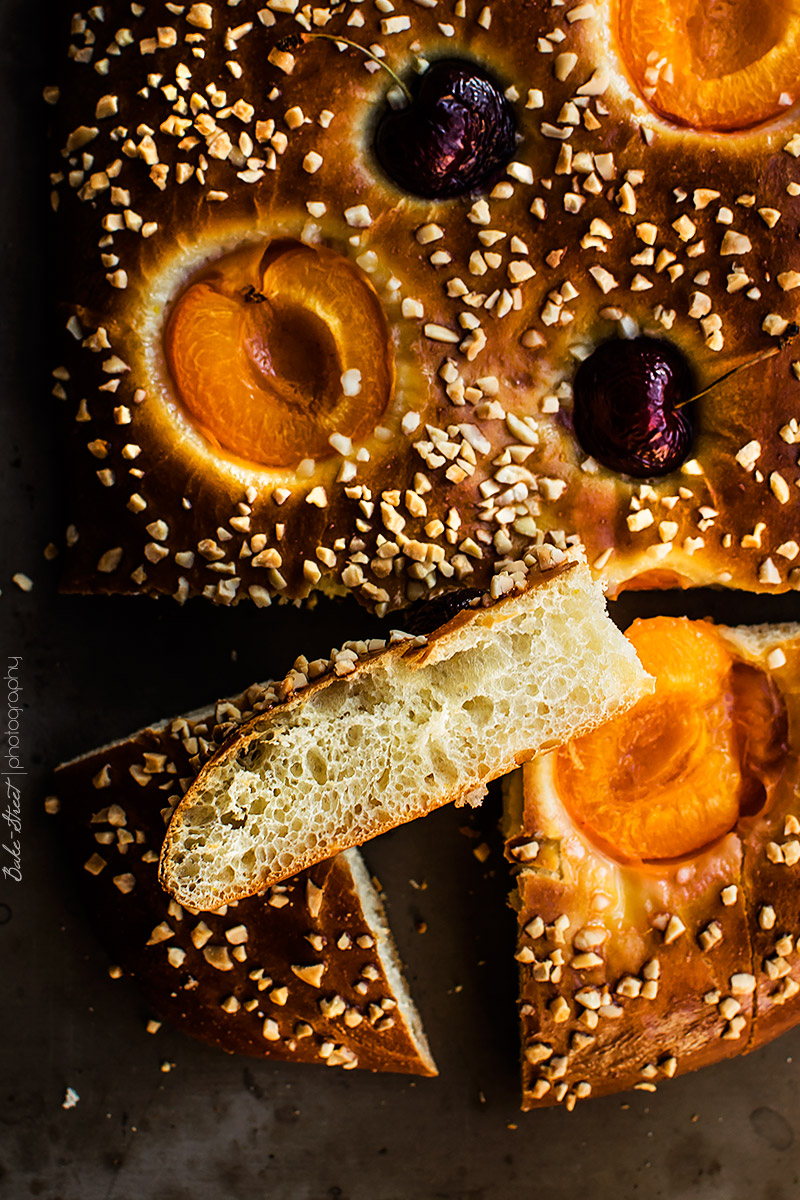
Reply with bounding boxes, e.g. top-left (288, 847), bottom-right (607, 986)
top-left (554, 617), bottom-right (782, 863)
top-left (616, 0), bottom-right (800, 130)
top-left (164, 239), bottom-right (394, 470)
